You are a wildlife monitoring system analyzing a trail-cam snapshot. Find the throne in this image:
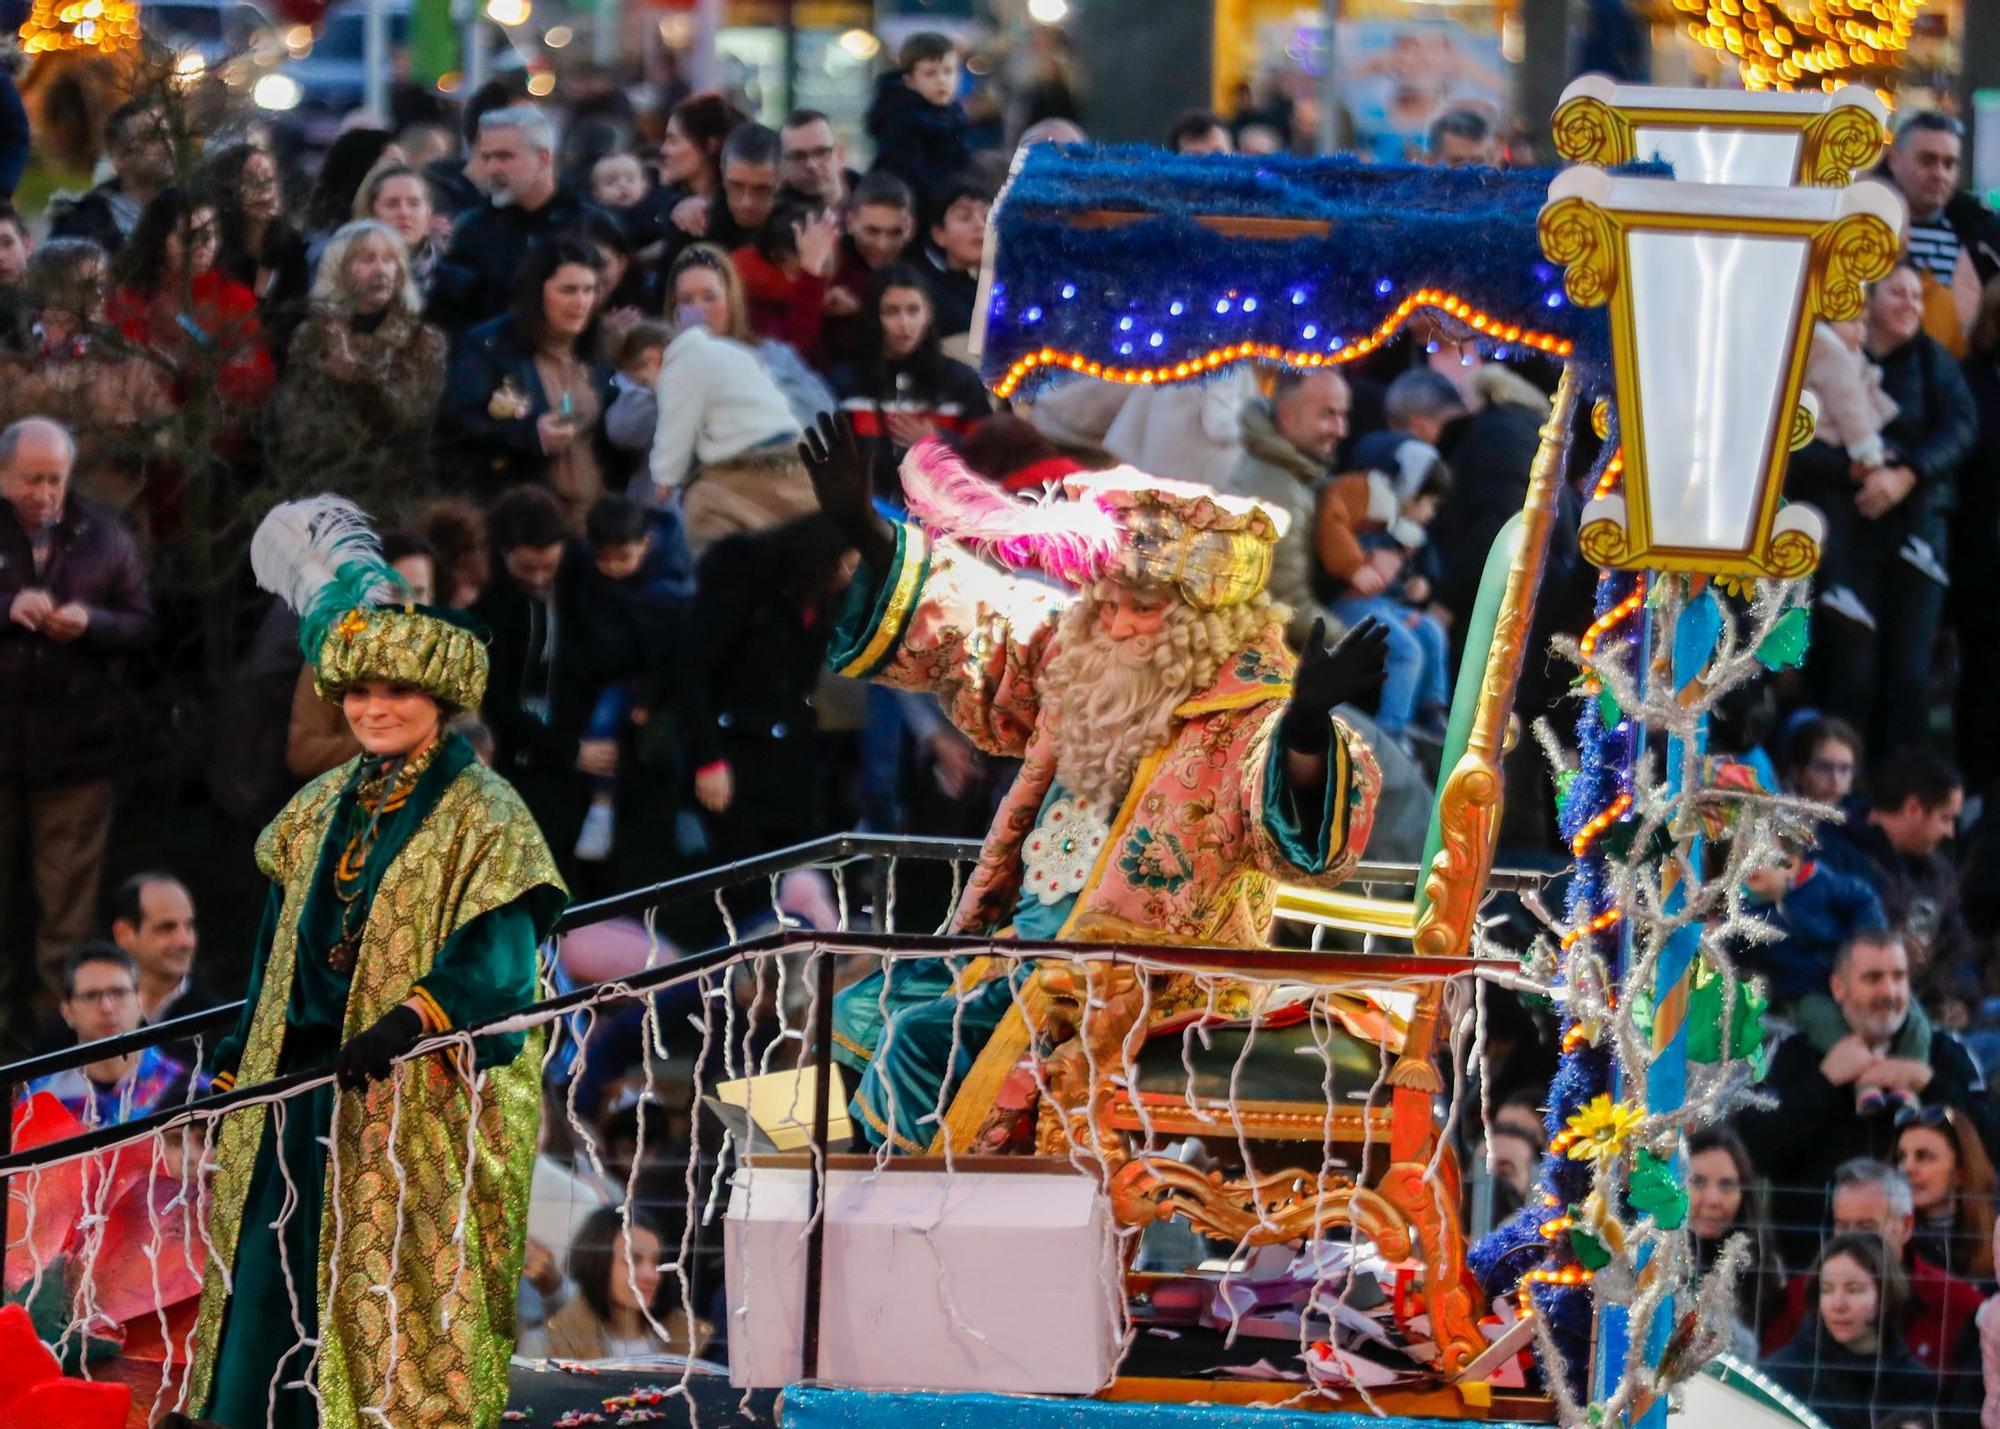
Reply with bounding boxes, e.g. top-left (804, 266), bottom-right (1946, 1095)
top-left (923, 376), bottom-right (1575, 1384)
